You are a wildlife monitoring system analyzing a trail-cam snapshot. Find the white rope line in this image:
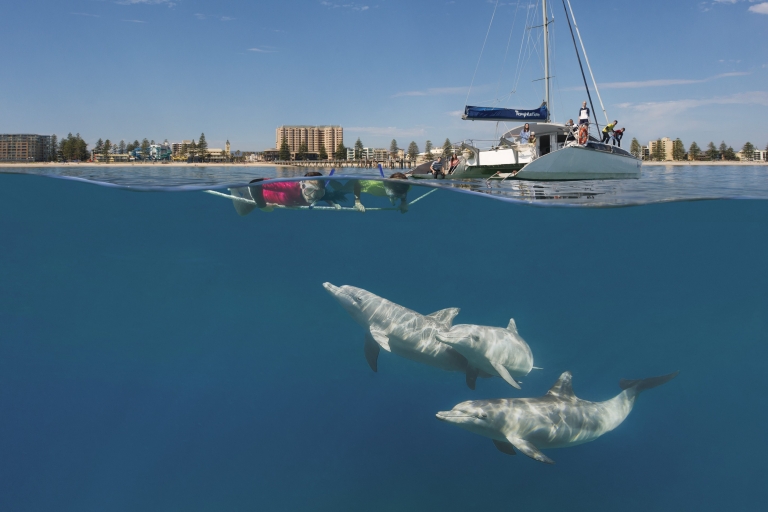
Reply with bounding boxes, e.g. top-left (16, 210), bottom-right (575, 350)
top-left (466, 0), bottom-right (501, 107)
